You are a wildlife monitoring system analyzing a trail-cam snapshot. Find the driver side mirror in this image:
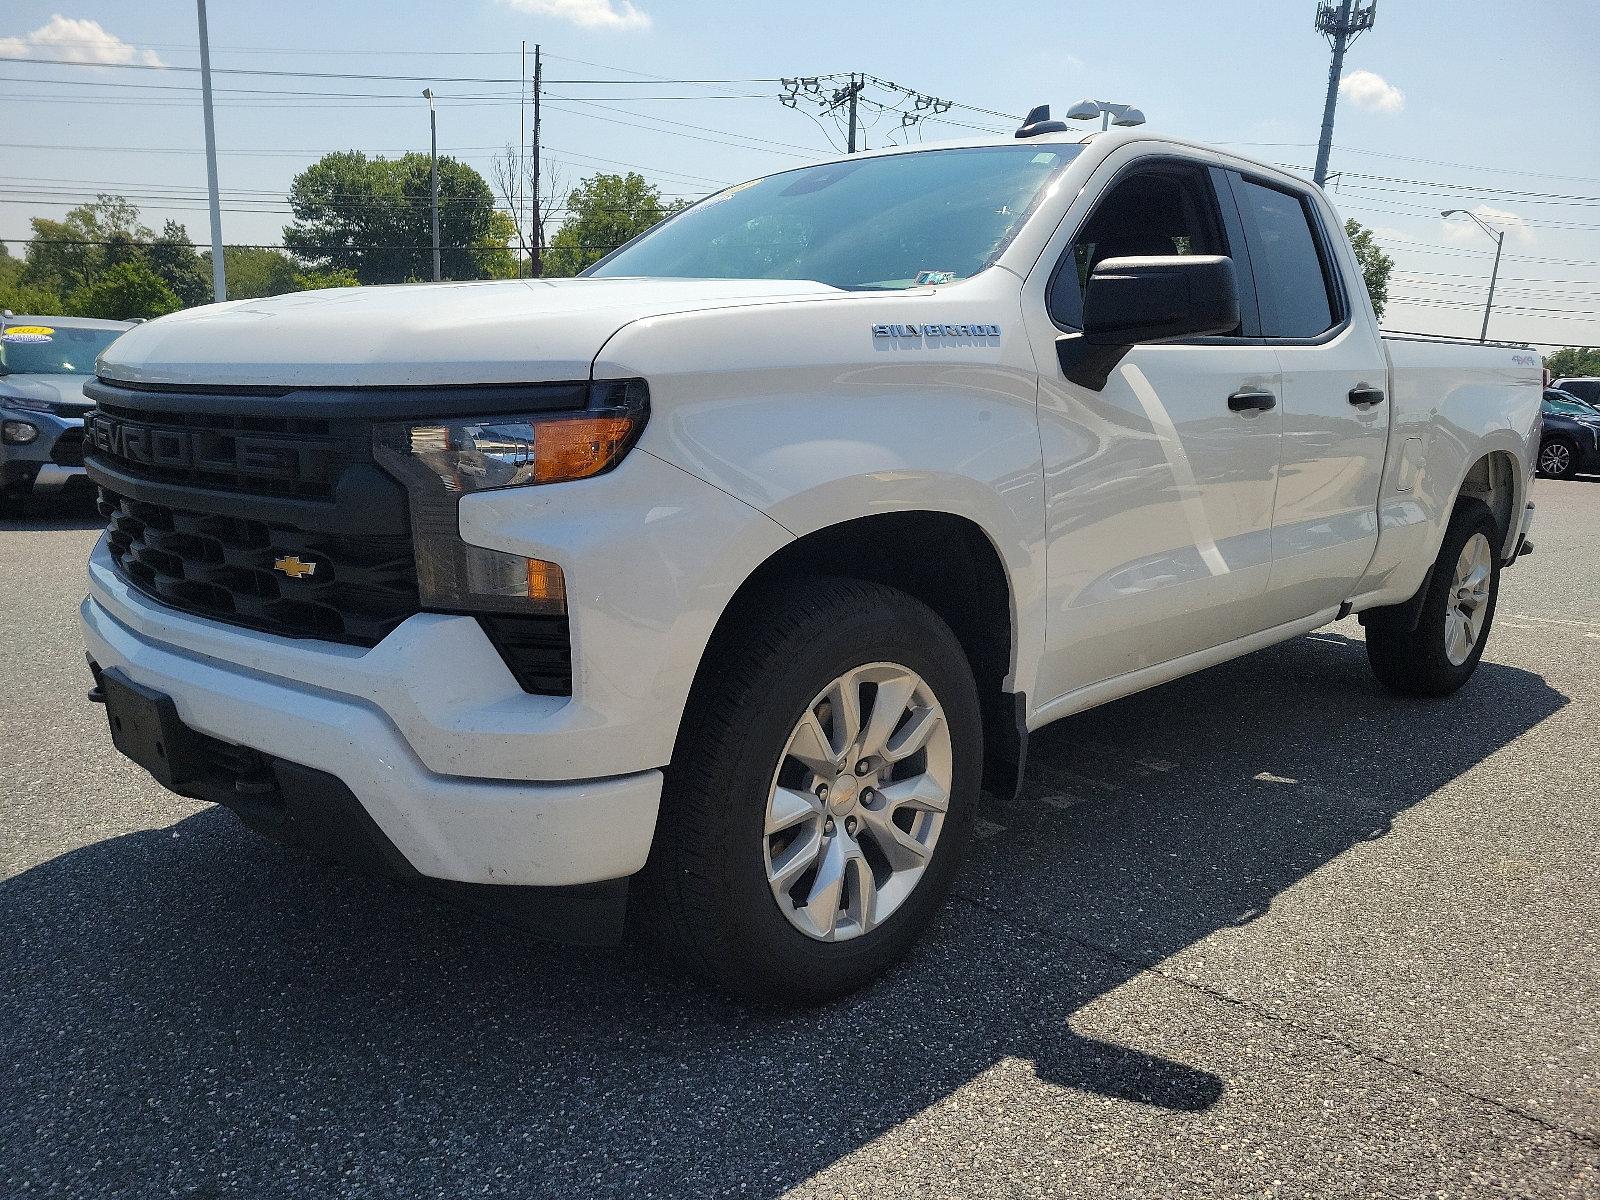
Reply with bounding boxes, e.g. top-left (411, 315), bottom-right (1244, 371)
top-left (1057, 255), bottom-right (1241, 390)
top-left (1082, 255), bottom-right (1240, 346)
